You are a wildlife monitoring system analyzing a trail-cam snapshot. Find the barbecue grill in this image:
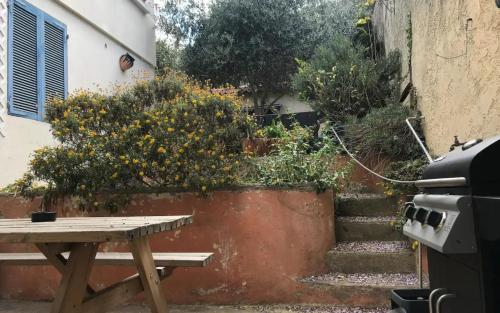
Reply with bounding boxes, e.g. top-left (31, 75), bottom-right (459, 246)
top-left (388, 135), bottom-right (500, 313)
